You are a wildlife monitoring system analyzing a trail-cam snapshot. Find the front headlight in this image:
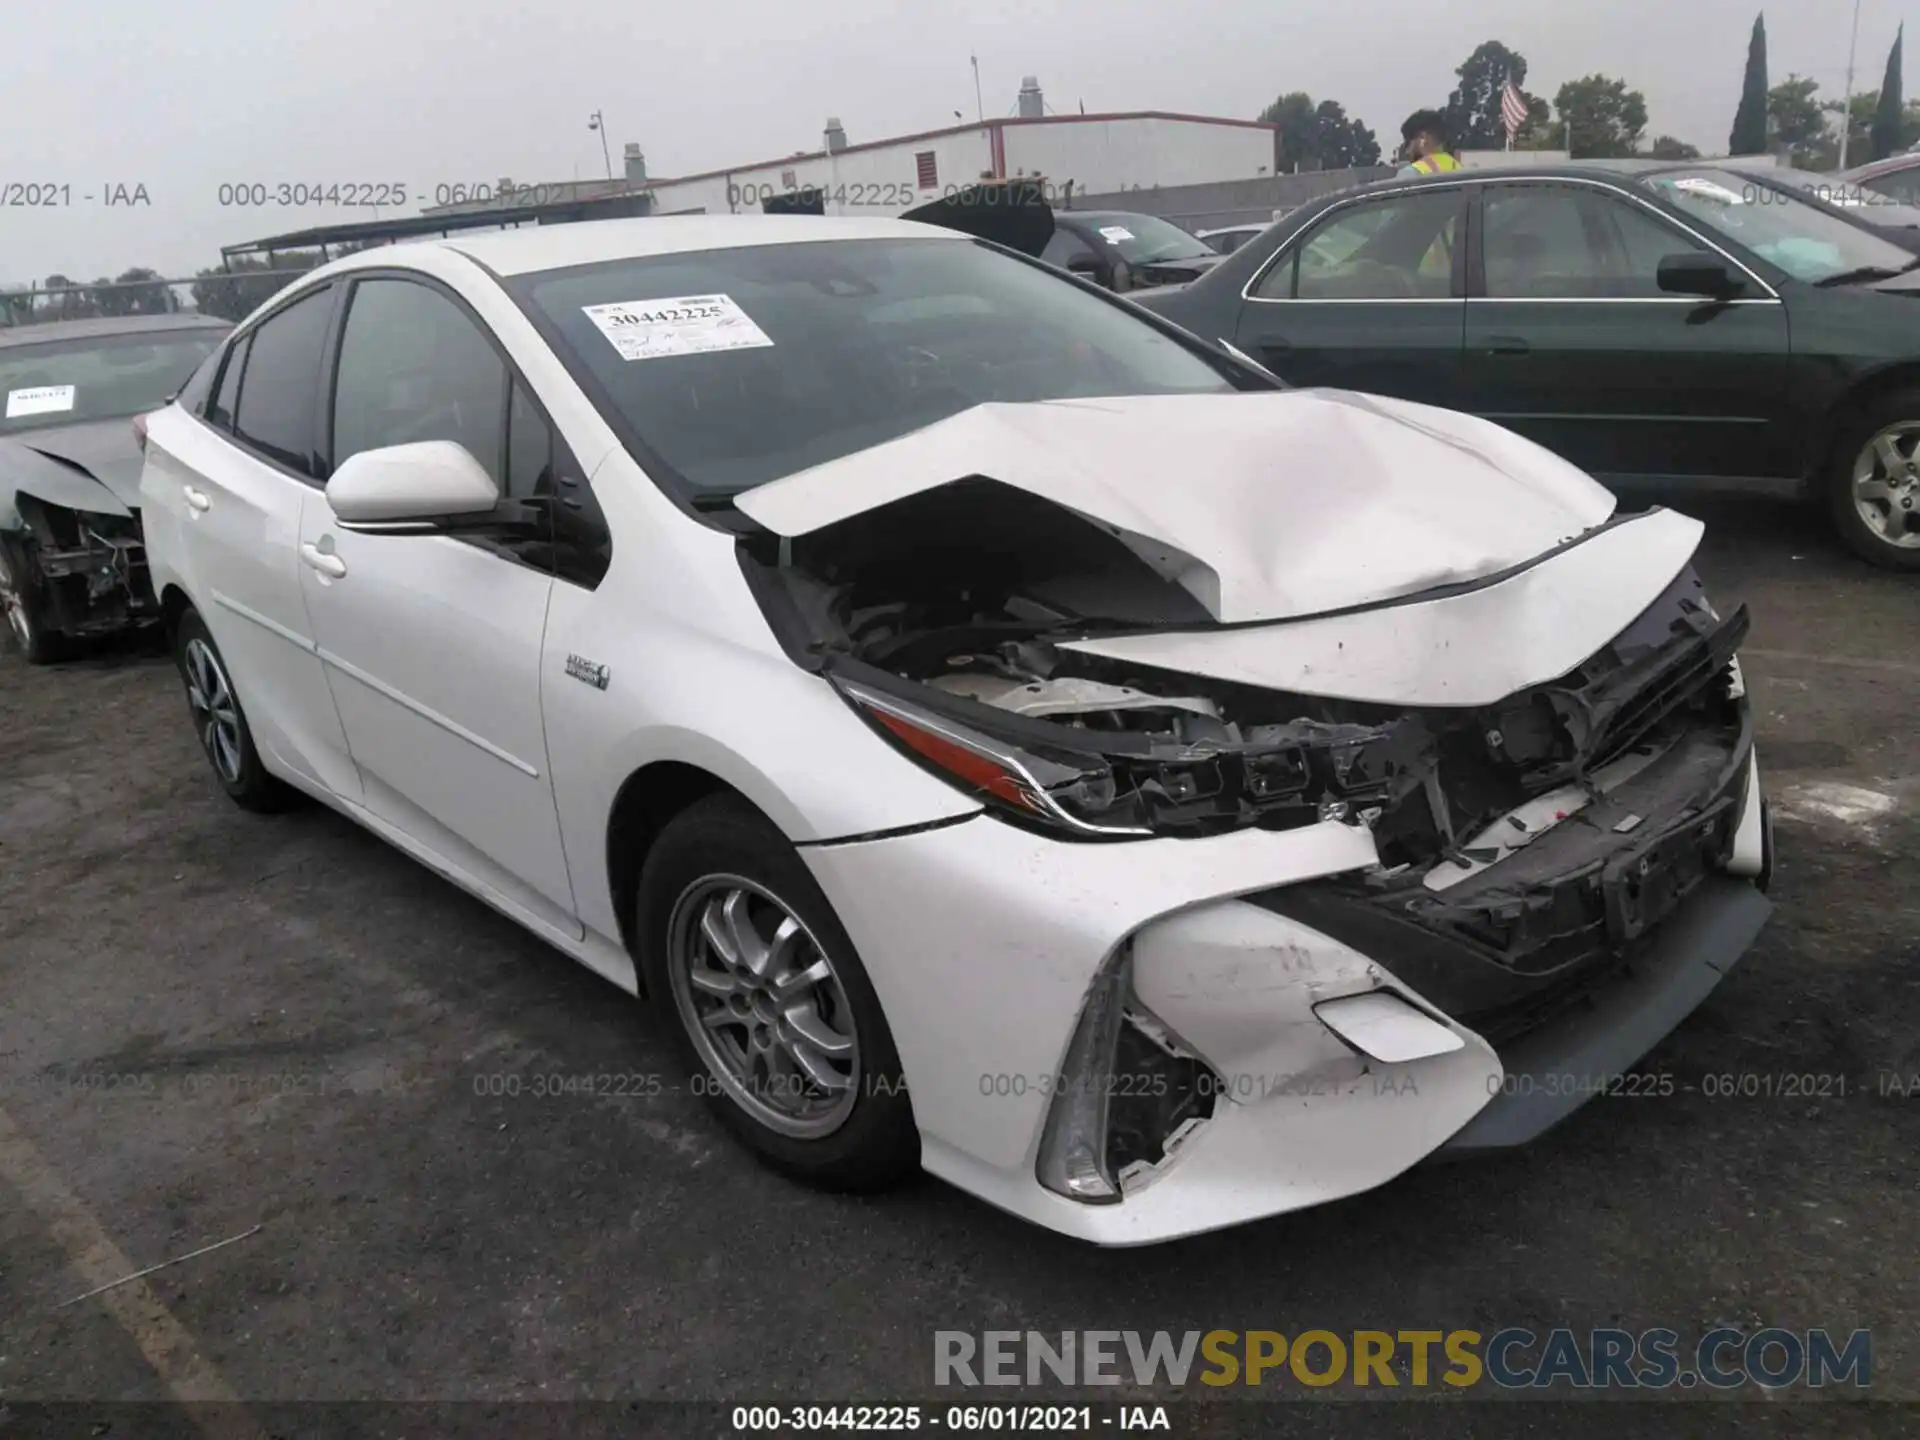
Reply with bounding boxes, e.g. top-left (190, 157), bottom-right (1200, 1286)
top-left (833, 673), bottom-right (1417, 840)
